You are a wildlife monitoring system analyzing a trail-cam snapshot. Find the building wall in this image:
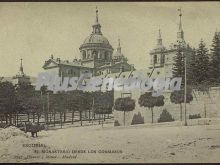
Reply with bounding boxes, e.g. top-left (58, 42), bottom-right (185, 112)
top-left (113, 87), bottom-right (220, 126)
top-left (111, 63), bottom-right (132, 74)
top-left (44, 67), bottom-right (60, 75)
top-left (60, 65), bottom-right (81, 77)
